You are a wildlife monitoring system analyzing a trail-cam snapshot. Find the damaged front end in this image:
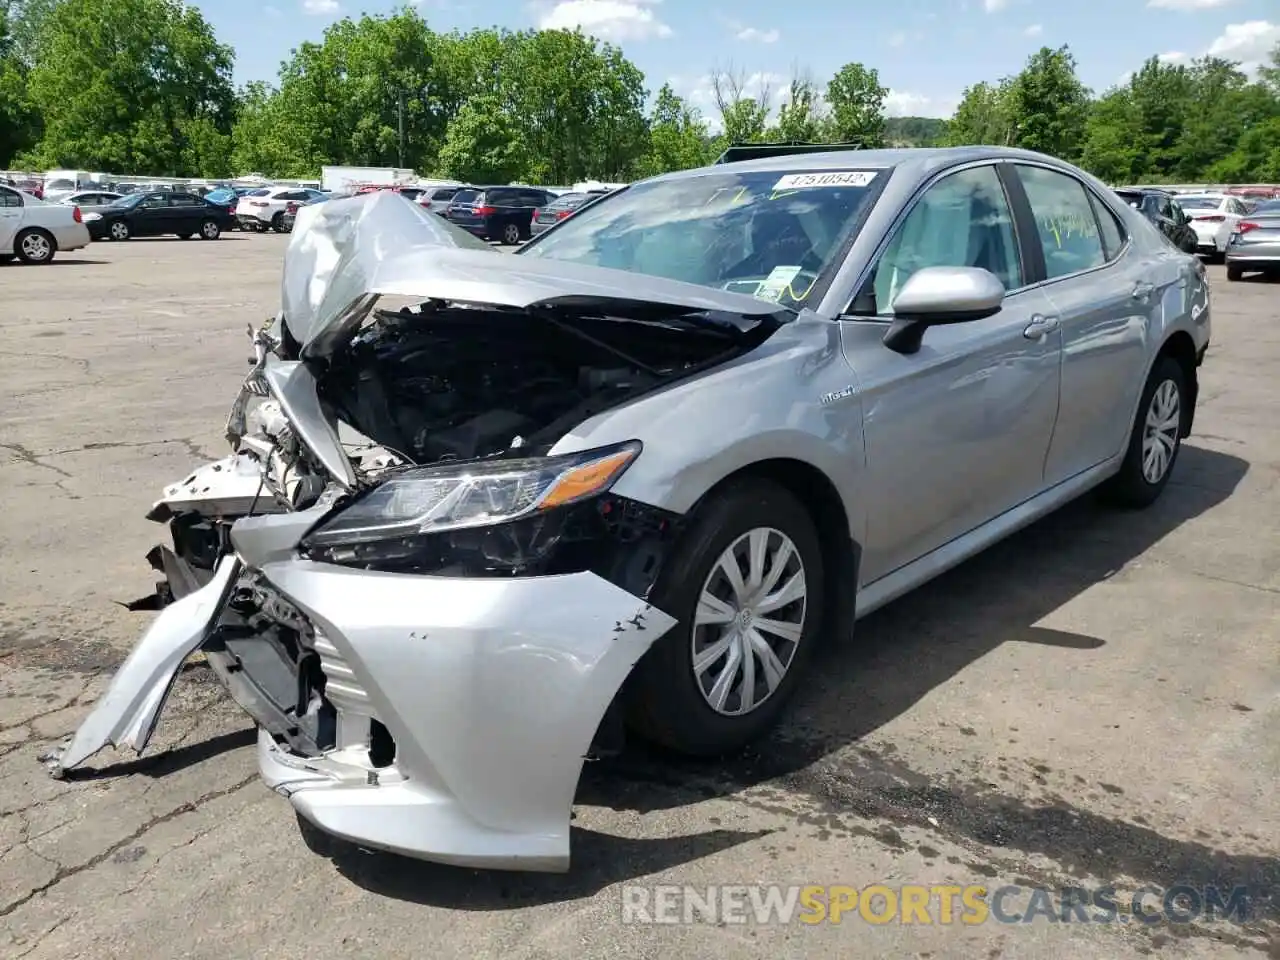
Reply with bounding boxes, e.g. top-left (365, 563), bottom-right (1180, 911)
top-left (45, 192), bottom-right (789, 870)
